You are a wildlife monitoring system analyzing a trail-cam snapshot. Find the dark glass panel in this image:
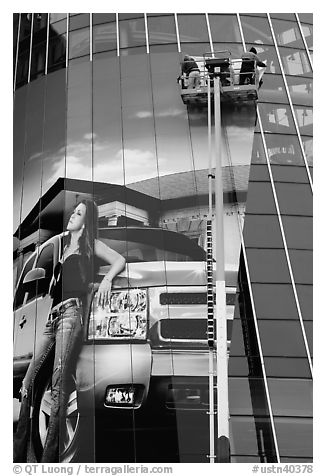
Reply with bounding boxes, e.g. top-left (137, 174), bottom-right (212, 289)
top-left (293, 106), bottom-right (313, 136)
top-left (93, 22), bottom-right (117, 54)
top-left (303, 321), bottom-right (313, 356)
top-left (257, 320), bottom-right (307, 357)
top-left (296, 285), bottom-right (313, 321)
top-left (16, 50), bottom-right (29, 87)
top-left (301, 23), bottom-right (313, 49)
top-left (41, 68), bottom-right (67, 194)
top-left (251, 133), bottom-right (267, 164)
top-left (246, 249), bottom-right (291, 283)
top-left (177, 14), bottom-right (209, 43)
top-left (49, 14), bottom-right (66, 24)
top-left (278, 46), bottom-right (312, 76)
top-left (258, 74), bottom-right (287, 103)
top-left (270, 14), bottom-right (296, 21)
top-left (68, 13), bottom-right (90, 31)
top-left (230, 416), bottom-right (277, 460)
top-left (120, 46), bottom-right (147, 56)
top-left (229, 356), bottom-right (264, 377)
top-left (147, 15), bottom-right (177, 45)
top-left (13, 14), bottom-right (19, 63)
top-left (118, 17), bottom-right (146, 49)
top-left (93, 13), bottom-right (116, 25)
top-left (264, 357), bottom-right (311, 378)
top-left (244, 215), bottom-right (283, 248)
top-left (240, 15), bottom-right (273, 44)
top-left (47, 33), bottom-right (66, 72)
top-left (309, 166), bottom-right (312, 178)
top-left (251, 283), bottom-right (298, 319)
top-left (30, 41), bottom-right (46, 80)
top-left (150, 44), bottom-right (178, 53)
top-left (49, 19), bottom-right (67, 36)
top-left (264, 133), bottom-right (304, 166)
top-left (118, 13), bottom-right (144, 20)
top-left (268, 379), bottom-right (312, 416)
top-left (245, 182), bottom-right (277, 214)
top-left (298, 14), bottom-right (313, 24)
top-left (249, 164), bottom-right (269, 181)
top-left (208, 14), bottom-right (241, 42)
top-left (258, 103), bottom-right (296, 134)
top-left (273, 417), bottom-right (312, 457)
top-left (301, 136), bottom-right (313, 166)
top-left (282, 216), bottom-right (312, 250)
top-left (229, 318), bottom-right (247, 357)
top-left (68, 27), bottom-right (90, 59)
top-left (286, 76), bottom-right (313, 107)
top-left (212, 42), bottom-right (244, 59)
top-left (19, 13), bottom-right (32, 41)
top-left (271, 18), bottom-right (306, 49)
top-left (275, 183), bottom-right (312, 216)
top-left (32, 13), bottom-right (48, 34)
top-left (271, 165), bottom-right (309, 183)
top-left (229, 378), bottom-right (269, 416)
top-left (288, 250), bottom-right (313, 284)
